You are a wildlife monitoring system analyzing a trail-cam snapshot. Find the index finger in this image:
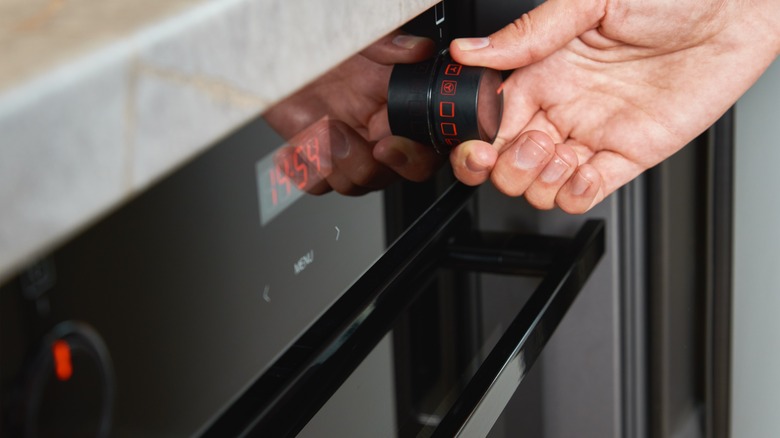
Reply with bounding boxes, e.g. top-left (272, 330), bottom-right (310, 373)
top-left (450, 0), bottom-right (605, 70)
